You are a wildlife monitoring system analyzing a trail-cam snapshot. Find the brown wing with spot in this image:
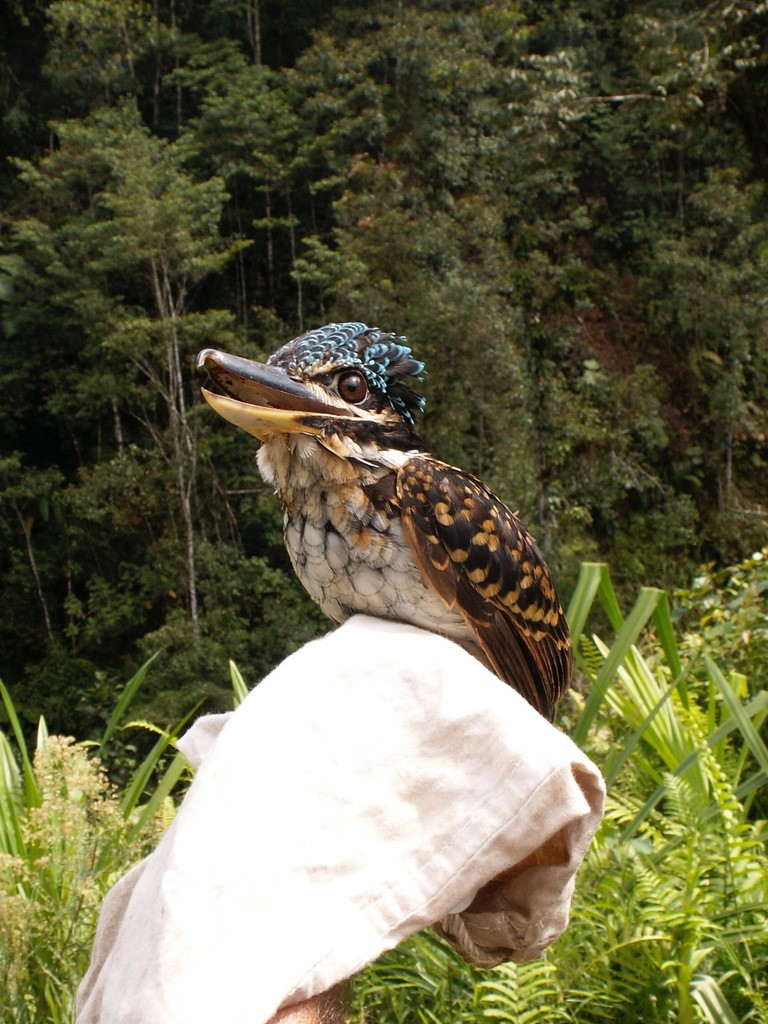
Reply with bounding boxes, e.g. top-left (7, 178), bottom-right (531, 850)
top-left (397, 455), bottom-right (572, 720)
